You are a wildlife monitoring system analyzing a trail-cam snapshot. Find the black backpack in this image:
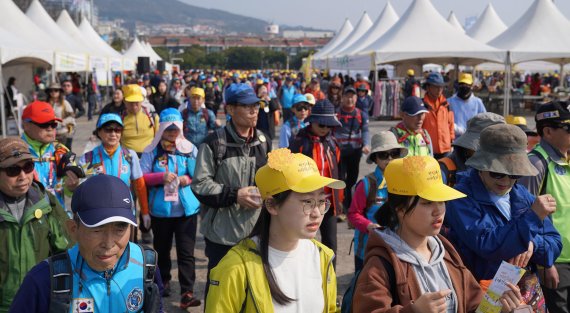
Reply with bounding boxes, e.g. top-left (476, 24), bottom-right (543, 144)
top-left (48, 244), bottom-right (159, 313)
top-left (341, 256), bottom-right (398, 313)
